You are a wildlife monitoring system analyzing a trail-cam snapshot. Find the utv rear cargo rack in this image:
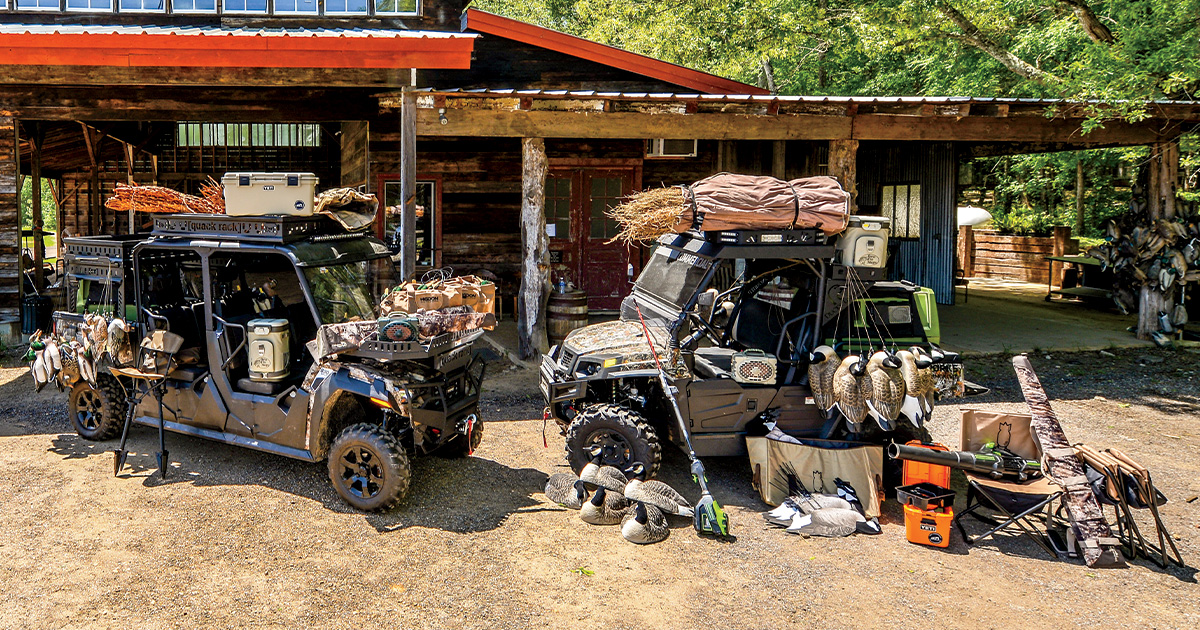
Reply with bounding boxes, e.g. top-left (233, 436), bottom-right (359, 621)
top-left (344, 329), bottom-right (484, 365)
top-left (152, 214), bottom-right (341, 243)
